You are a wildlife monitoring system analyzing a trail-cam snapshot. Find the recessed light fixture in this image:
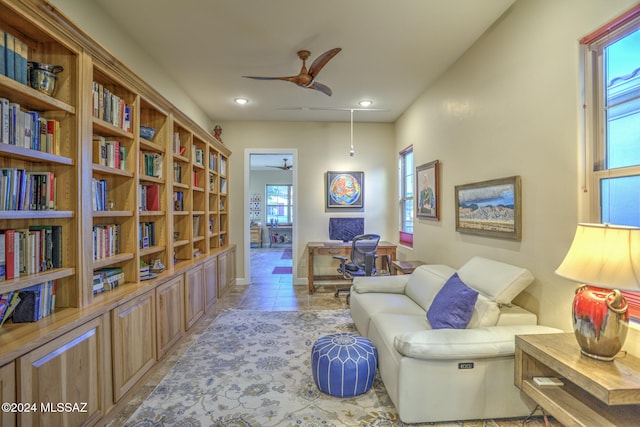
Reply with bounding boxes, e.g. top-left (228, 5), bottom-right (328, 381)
top-left (358, 100), bottom-right (373, 107)
top-left (234, 98), bottom-right (249, 105)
